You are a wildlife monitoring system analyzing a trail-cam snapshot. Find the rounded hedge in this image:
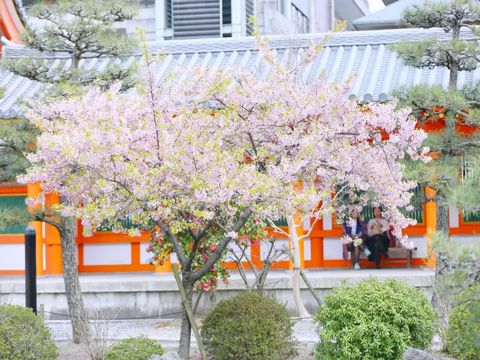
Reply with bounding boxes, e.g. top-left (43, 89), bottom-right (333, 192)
top-left (314, 278), bottom-right (436, 360)
top-left (105, 336), bottom-right (165, 360)
top-left (201, 292), bottom-right (298, 360)
top-left (445, 285), bottom-right (480, 360)
top-left (0, 303), bottom-right (58, 360)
